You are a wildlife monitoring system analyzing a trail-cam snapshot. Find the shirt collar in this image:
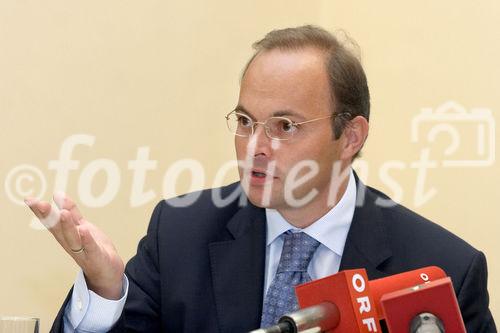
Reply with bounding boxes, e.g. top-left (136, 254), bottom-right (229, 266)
top-left (265, 169), bottom-right (356, 257)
